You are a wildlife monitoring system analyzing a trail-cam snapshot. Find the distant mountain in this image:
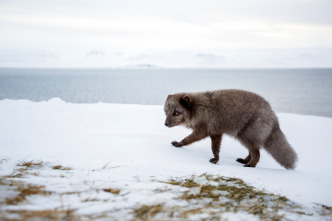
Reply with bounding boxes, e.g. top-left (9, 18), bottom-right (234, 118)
top-left (125, 64), bottom-right (158, 68)
top-left (1, 48), bottom-right (332, 68)
top-left (195, 53), bottom-right (226, 61)
top-left (0, 50), bottom-right (59, 67)
top-left (86, 50), bottom-right (106, 57)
